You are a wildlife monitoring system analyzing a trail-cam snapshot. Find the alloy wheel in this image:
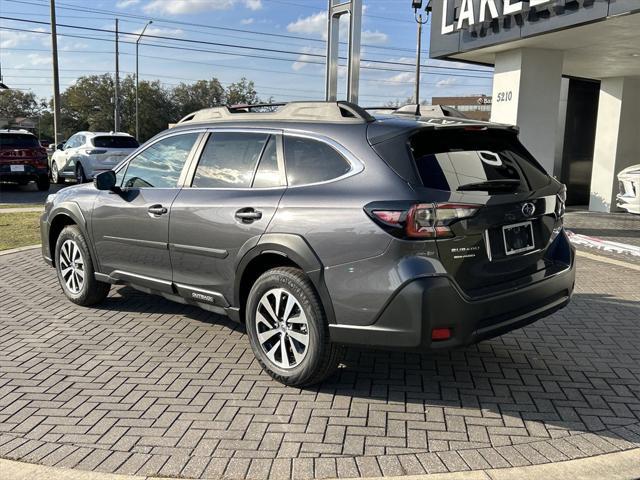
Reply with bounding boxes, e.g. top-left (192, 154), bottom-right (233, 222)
top-left (51, 163), bottom-right (59, 183)
top-left (59, 239), bottom-right (85, 294)
top-left (255, 288), bottom-right (309, 369)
